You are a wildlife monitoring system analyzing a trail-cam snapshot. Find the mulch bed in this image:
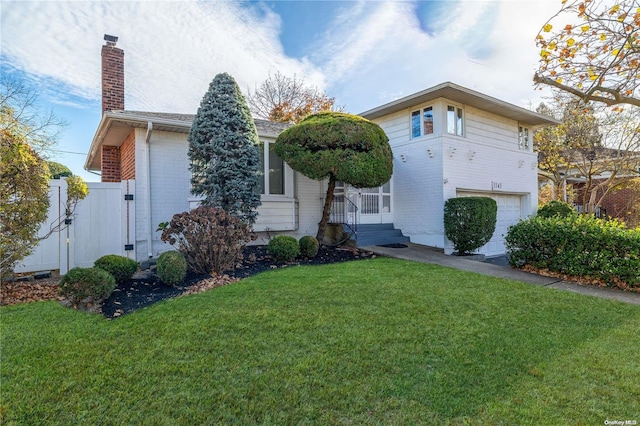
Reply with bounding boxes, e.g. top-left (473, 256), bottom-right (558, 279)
top-left (1, 245), bottom-right (374, 318)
